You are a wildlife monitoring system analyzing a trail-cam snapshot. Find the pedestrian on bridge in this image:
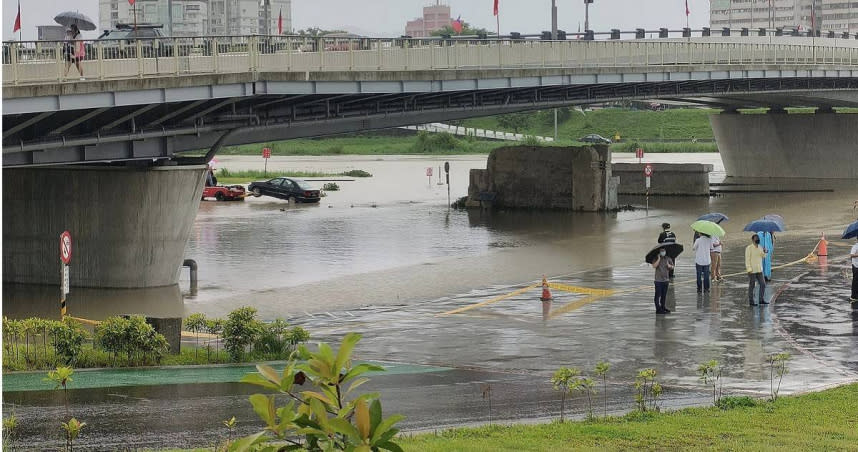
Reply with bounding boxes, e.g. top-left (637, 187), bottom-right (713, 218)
top-left (64, 24), bottom-right (85, 80)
